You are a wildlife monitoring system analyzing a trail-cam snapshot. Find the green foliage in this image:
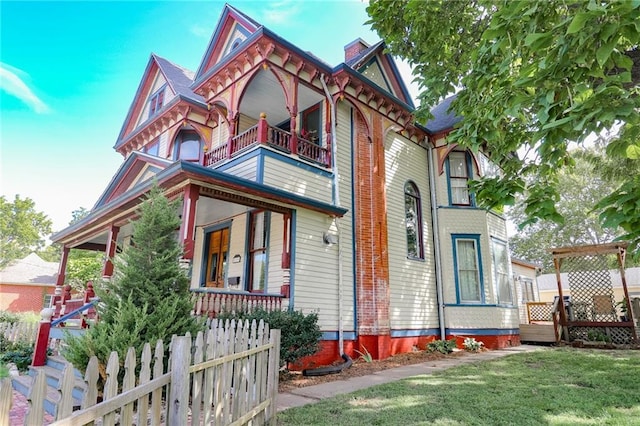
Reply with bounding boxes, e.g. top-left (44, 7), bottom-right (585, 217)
top-left (0, 195), bottom-right (52, 268)
top-left (217, 308), bottom-right (322, 367)
top-left (0, 363), bottom-right (9, 379)
top-left (0, 310), bottom-right (21, 324)
top-left (354, 345), bottom-right (373, 363)
top-left (427, 338), bottom-right (457, 354)
top-left (462, 337), bottom-right (484, 352)
top-left (65, 250), bottom-right (103, 292)
top-left (63, 184), bottom-right (203, 384)
top-left (367, 0), bottom-right (640, 256)
top-left (586, 330), bottom-right (612, 343)
top-left (0, 336), bottom-right (36, 372)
